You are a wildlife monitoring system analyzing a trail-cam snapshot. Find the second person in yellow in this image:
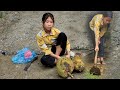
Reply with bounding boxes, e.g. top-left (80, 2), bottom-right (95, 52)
top-left (89, 13), bottom-right (112, 64)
